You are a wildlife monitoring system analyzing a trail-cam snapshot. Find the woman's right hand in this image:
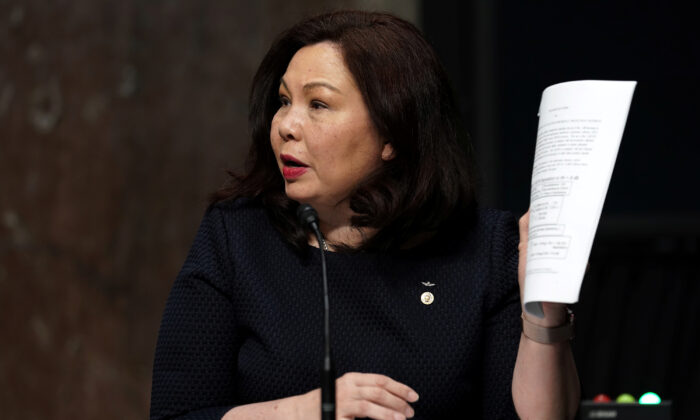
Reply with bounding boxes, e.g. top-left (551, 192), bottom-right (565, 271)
top-left (321, 372), bottom-right (419, 420)
top-left (223, 372), bottom-right (419, 420)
